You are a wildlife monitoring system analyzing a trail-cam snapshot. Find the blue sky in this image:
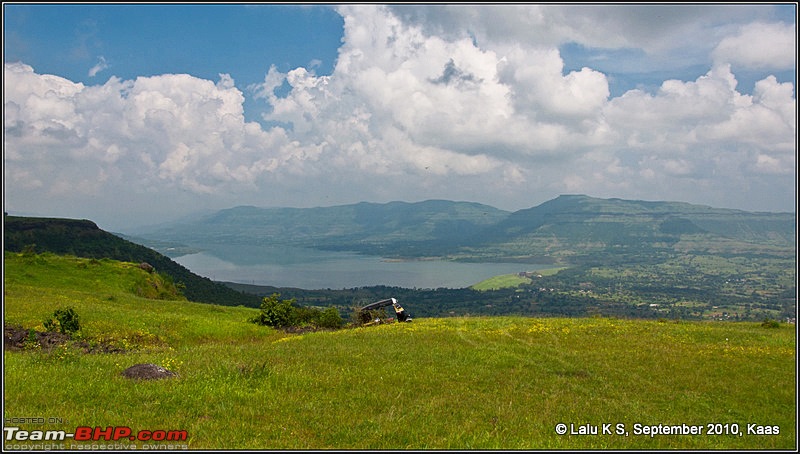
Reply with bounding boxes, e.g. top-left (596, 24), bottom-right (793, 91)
top-left (4, 5), bottom-right (343, 79)
top-left (4, 4), bottom-right (345, 121)
top-left (3, 3), bottom-right (797, 230)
